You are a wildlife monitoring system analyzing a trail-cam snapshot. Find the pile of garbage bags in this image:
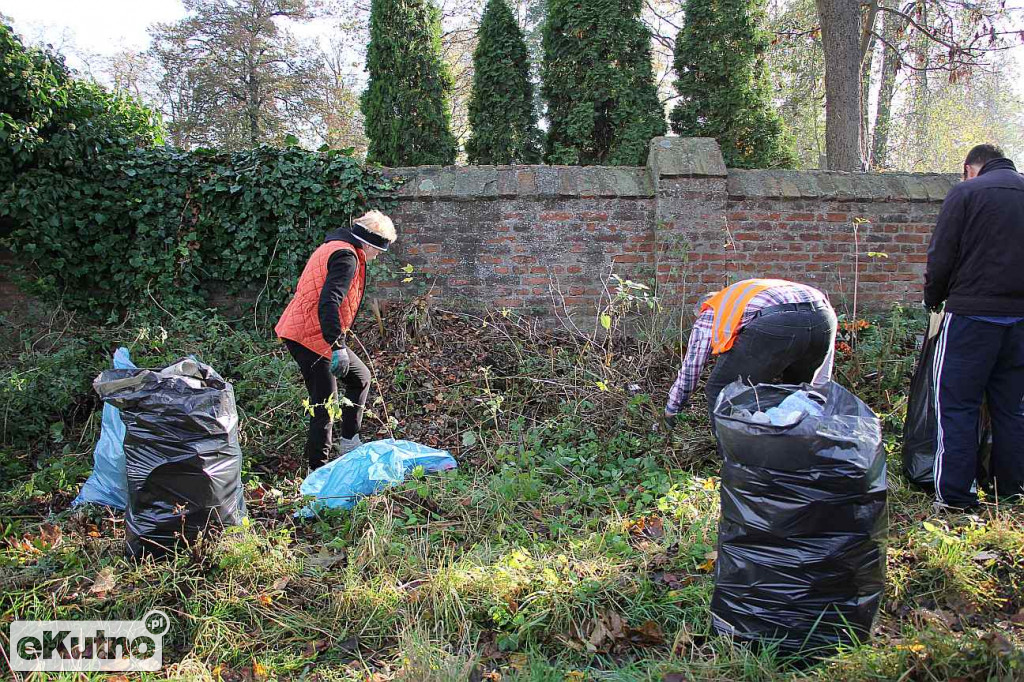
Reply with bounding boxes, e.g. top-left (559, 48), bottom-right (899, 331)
top-left (711, 380), bottom-right (887, 656)
top-left (93, 356), bottom-right (246, 559)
